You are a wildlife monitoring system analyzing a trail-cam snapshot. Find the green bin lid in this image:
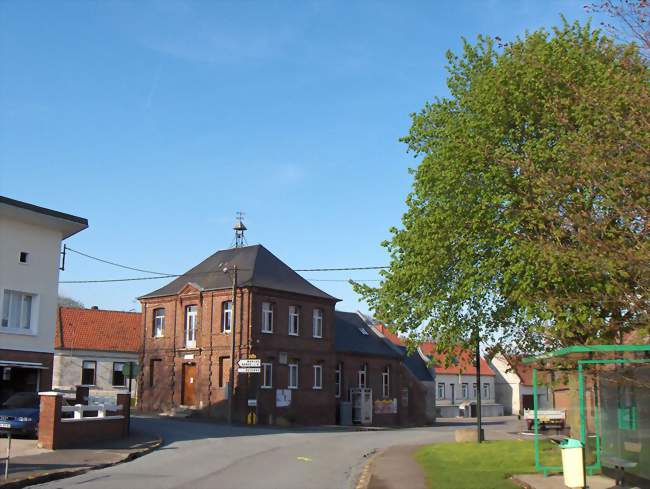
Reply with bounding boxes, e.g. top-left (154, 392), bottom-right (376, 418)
top-left (559, 438), bottom-right (583, 449)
